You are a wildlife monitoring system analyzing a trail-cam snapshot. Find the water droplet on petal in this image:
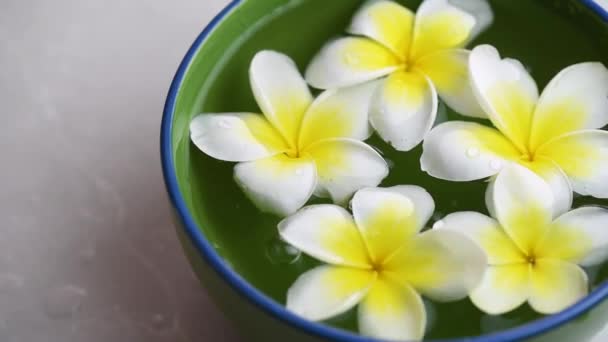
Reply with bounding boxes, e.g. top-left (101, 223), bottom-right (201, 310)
top-left (344, 53), bottom-right (360, 66)
top-left (490, 159), bottom-right (503, 171)
top-left (217, 119), bottom-right (231, 129)
top-left (466, 147), bottom-right (480, 158)
top-left (433, 220), bottom-right (445, 229)
top-left (44, 285), bottom-right (87, 320)
top-left (266, 237), bottom-right (301, 265)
